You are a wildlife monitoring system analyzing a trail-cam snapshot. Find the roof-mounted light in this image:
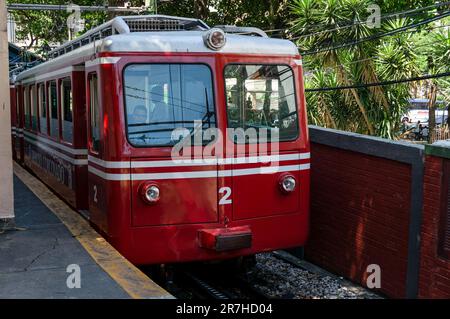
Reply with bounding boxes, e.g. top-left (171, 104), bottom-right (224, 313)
top-left (203, 28), bottom-right (227, 51)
